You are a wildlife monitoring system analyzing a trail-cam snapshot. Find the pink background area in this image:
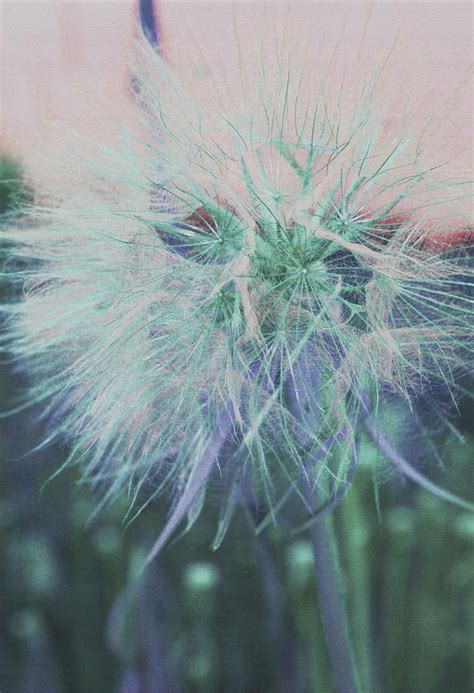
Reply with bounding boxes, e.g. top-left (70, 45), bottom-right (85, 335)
top-left (0, 1), bottom-right (472, 226)
top-left (0, 1), bottom-right (137, 153)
